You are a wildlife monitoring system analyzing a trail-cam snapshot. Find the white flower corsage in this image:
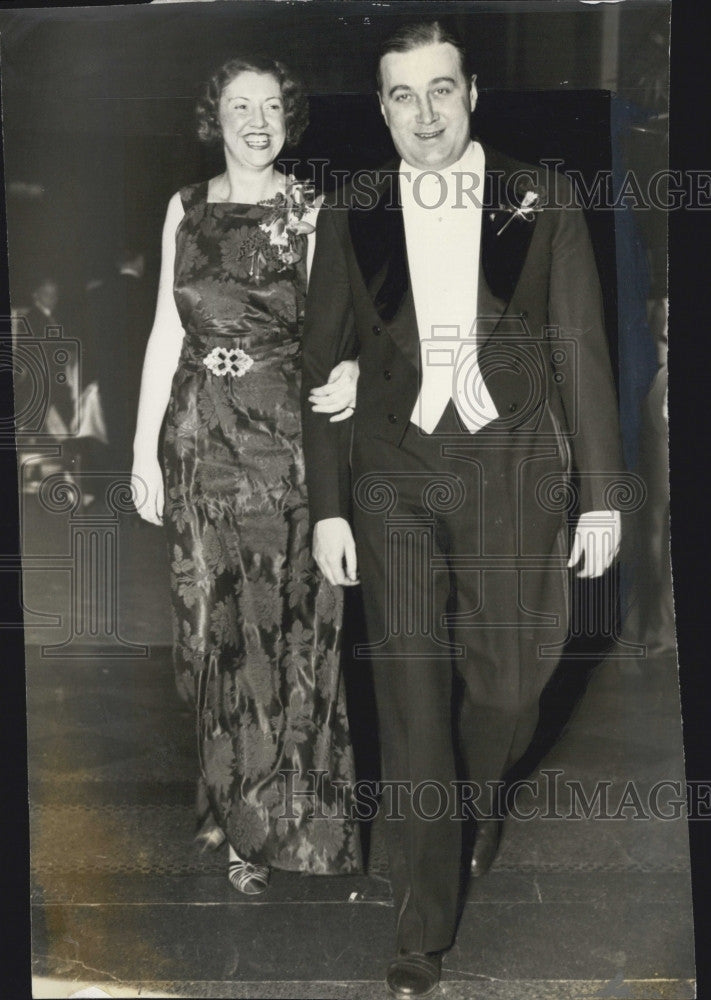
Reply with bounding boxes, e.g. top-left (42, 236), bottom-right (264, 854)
top-left (258, 175), bottom-right (316, 267)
